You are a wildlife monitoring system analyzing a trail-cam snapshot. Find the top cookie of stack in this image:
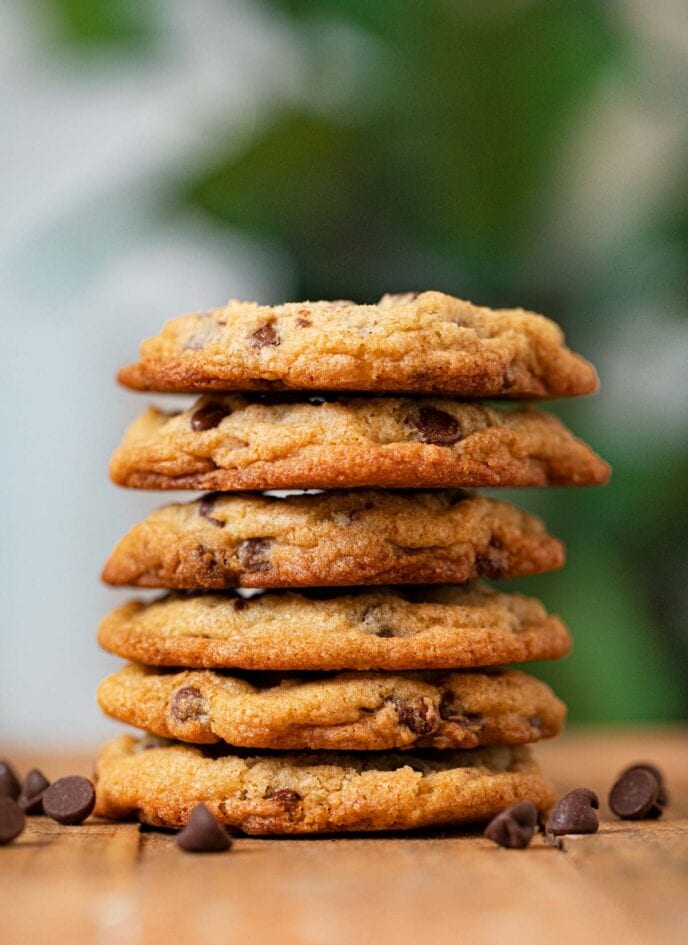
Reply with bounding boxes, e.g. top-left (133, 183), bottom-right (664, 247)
top-left (94, 290), bottom-right (608, 836)
top-left (117, 290), bottom-right (598, 398)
